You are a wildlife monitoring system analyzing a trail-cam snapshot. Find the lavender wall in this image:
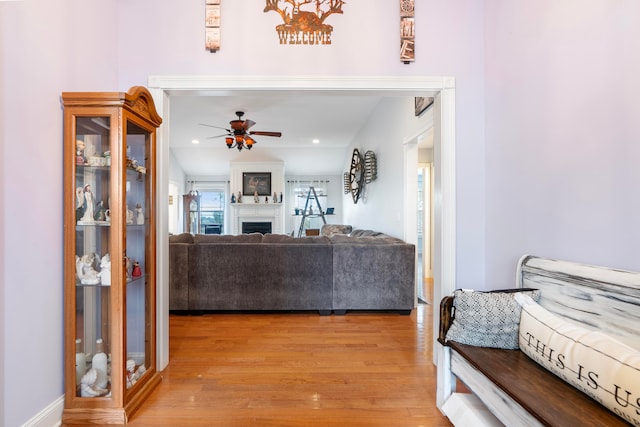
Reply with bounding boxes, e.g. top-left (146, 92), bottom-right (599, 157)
top-left (484, 0), bottom-right (640, 285)
top-left (1, 1), bottom-right (119, 425)
top-left (8, 0), bottom-right (638, 425)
